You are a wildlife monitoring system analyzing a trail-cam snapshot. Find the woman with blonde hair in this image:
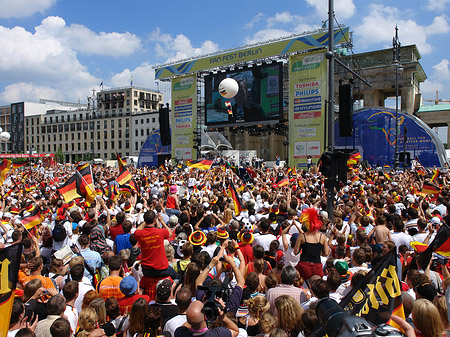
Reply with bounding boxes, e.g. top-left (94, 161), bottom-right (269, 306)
top-left (89, 297), bottom-right (107, 326)
top-left (77, 307), bottom-right (99, 337)
top-left (258, 311), bottom-right (278, 337)
top-left (433, 295), bottom-right (450, 336)
top-left (238, 295), bottom-right (270, 336)
top-left (412, 298), bottom-right (444, 337)
top-left (223, 208), bottom-right (233, 226)
top-left (275, 295), bottom-right (304, 336)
